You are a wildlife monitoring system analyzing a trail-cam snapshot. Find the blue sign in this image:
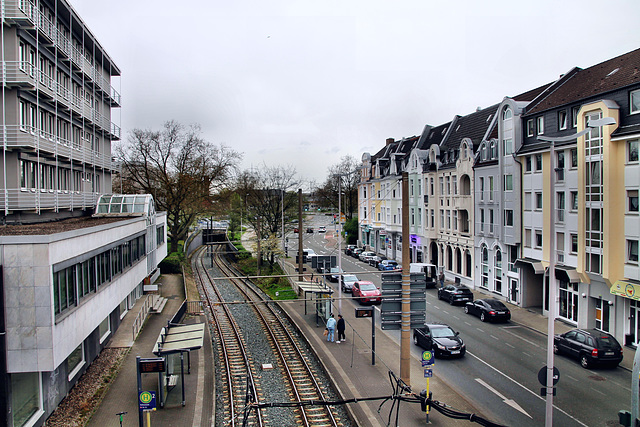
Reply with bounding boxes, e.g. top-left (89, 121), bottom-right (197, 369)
top-left (424, 369), bottom-right (433, 378)
top-left (422, 350), bottom-right (434, 365)
top-left (139, 390), bottom-right (156, 411)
